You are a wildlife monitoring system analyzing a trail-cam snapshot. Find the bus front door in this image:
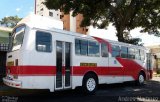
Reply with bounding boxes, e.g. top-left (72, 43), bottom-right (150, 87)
top-left (55, 41), bottom-right (71, 90)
